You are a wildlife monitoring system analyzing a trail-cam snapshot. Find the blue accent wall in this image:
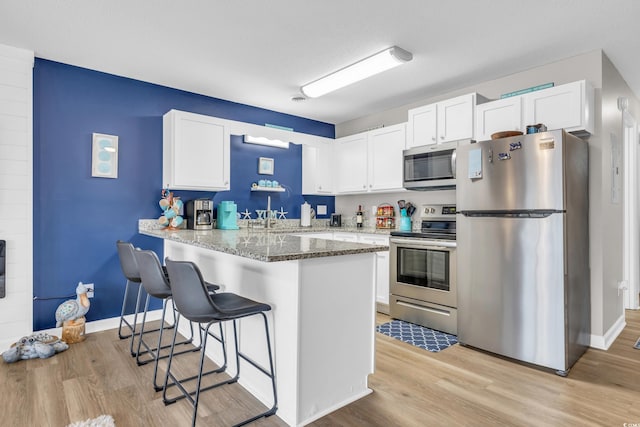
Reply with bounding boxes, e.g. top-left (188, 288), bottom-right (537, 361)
top-left (33, 59), bottom-right (334, 330)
